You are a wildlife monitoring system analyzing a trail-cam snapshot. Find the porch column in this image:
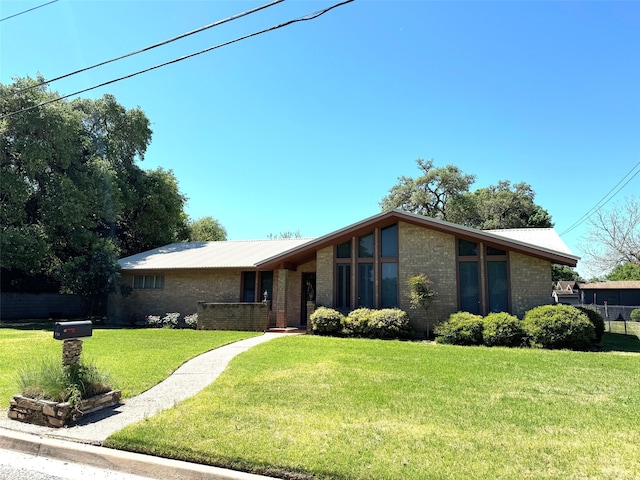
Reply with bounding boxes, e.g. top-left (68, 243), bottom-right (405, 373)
top-left (275, 269), bottom-right (289, 328)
